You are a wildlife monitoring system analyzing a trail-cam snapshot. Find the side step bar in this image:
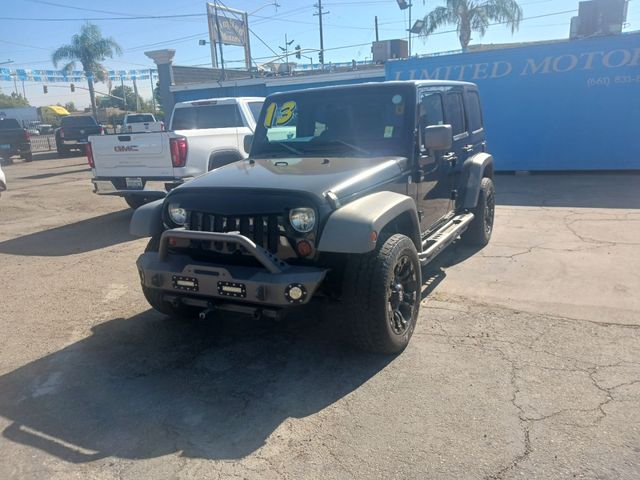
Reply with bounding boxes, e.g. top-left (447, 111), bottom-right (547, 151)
top-left (419, 213), bottom-right (475, 265)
